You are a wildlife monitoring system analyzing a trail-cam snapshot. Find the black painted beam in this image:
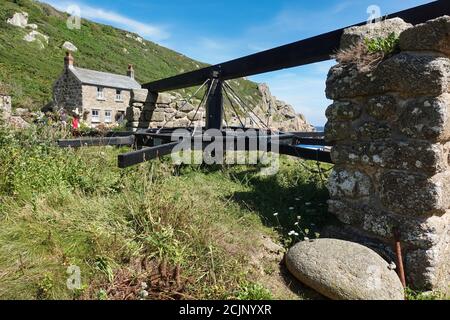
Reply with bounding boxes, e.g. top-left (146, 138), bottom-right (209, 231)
top-left (143, 1), bottom-right (450, 93)
top-left (118, 142), bottom-right (180, 168)
top-left (274, 144), bottom-right (333, 163)
top-left (205, 79), bottom-right (224, 130)
top-left (295, 138), bottom-right (329, 146)
top-left (58, 136), bottom-right (135, 148)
